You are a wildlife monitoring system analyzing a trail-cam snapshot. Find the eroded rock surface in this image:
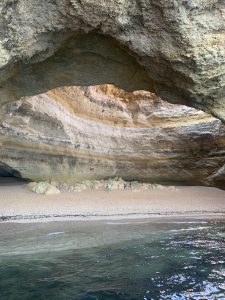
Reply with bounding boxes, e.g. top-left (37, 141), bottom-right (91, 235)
top-left (0, 1), bottom-right (224, 119)
top-left (1, 84), bottom-right (225, 188)
top-left (0, 1), bottom-right (225, 188)
top-left (27, 182), bottom-right (60, 195)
